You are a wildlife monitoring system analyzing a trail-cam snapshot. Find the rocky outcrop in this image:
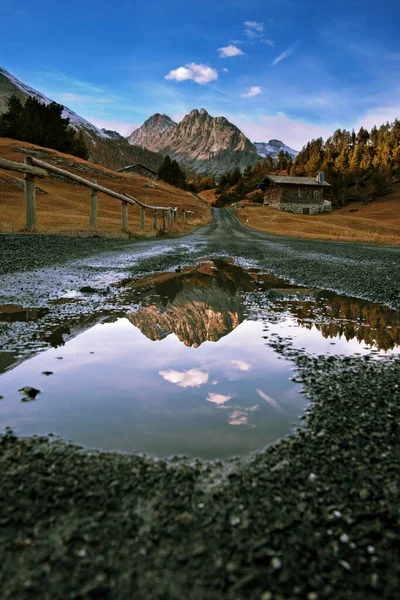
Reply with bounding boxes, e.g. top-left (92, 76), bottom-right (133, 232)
top-left (127, 108), bottom-right (260, 177)
top-left (127, 113), bottom-right (177, 146)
